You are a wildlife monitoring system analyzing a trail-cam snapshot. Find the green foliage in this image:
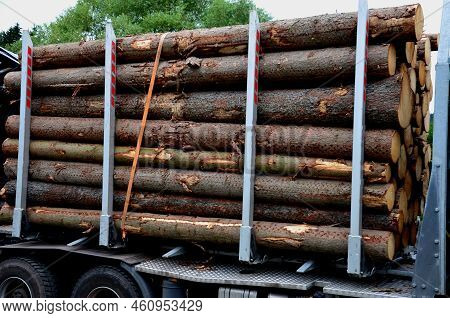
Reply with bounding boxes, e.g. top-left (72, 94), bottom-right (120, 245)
top-left (0, 23), bottom-right (21, 52)
top-left (202, 0), bottom-right (271, 28)
top-left (2, 0), bottom-right (271, 53)
top-left (428, 118), bottom-right (433, 144)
